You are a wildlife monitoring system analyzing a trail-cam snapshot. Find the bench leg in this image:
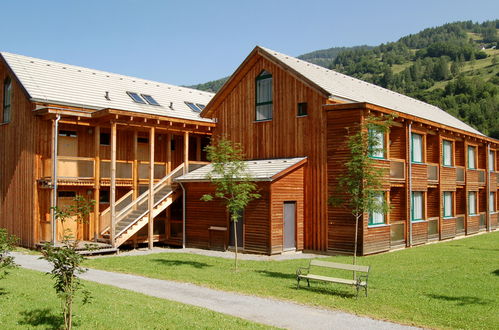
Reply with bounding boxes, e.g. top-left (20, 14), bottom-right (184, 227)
top-left (365, 286), bottom-right (368, 297)
top-left (306, 279), bottom-right (310, 287)
top-left (355, 285), bottom-right (360, 298)
top-left (297, 278), bottom-right (300, 289)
